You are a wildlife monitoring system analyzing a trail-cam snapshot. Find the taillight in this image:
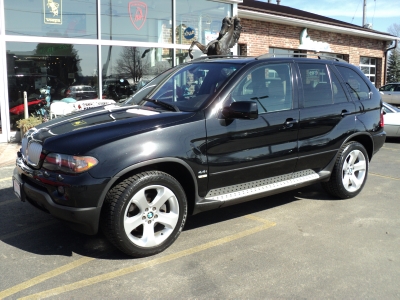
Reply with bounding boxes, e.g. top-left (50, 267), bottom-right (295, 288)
top-left (380, 109), bottom-right (384, 128)
top-left (66, 89), bottom-right (71, 95)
